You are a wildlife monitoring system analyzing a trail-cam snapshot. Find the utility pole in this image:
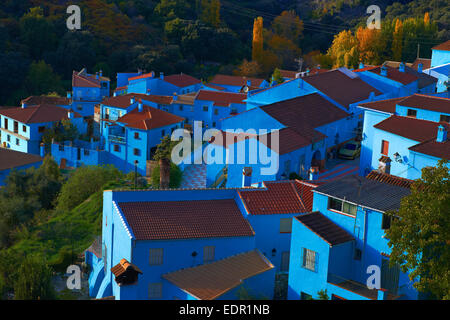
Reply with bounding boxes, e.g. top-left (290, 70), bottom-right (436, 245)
top-left (417, 43), bottom-right (420, 59)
